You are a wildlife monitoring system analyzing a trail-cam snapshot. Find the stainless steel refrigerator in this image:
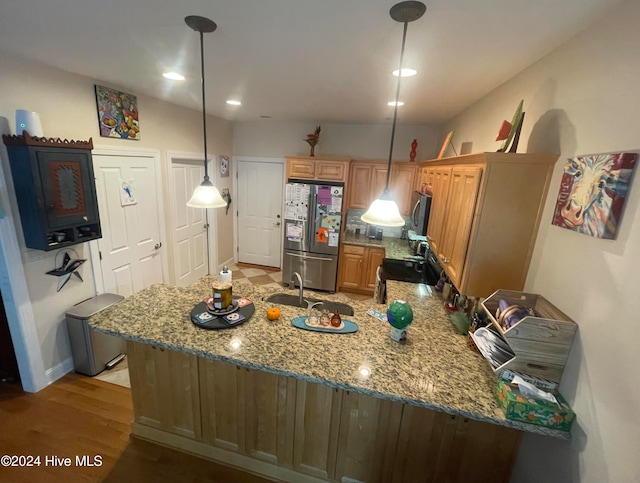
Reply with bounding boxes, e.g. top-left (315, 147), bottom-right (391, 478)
top-left (282, 180), bottom-right (343, 292)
